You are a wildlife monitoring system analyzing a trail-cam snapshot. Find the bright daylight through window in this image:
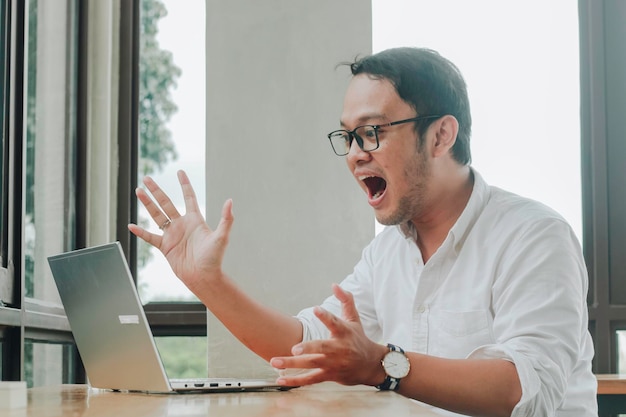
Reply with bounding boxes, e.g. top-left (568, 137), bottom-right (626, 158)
top-left (137, 0), bottom-right (207, 379)
top-left (137, 0), bottom-right (206, 304)
top-left (372, 0), bottom-right (581, 240)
